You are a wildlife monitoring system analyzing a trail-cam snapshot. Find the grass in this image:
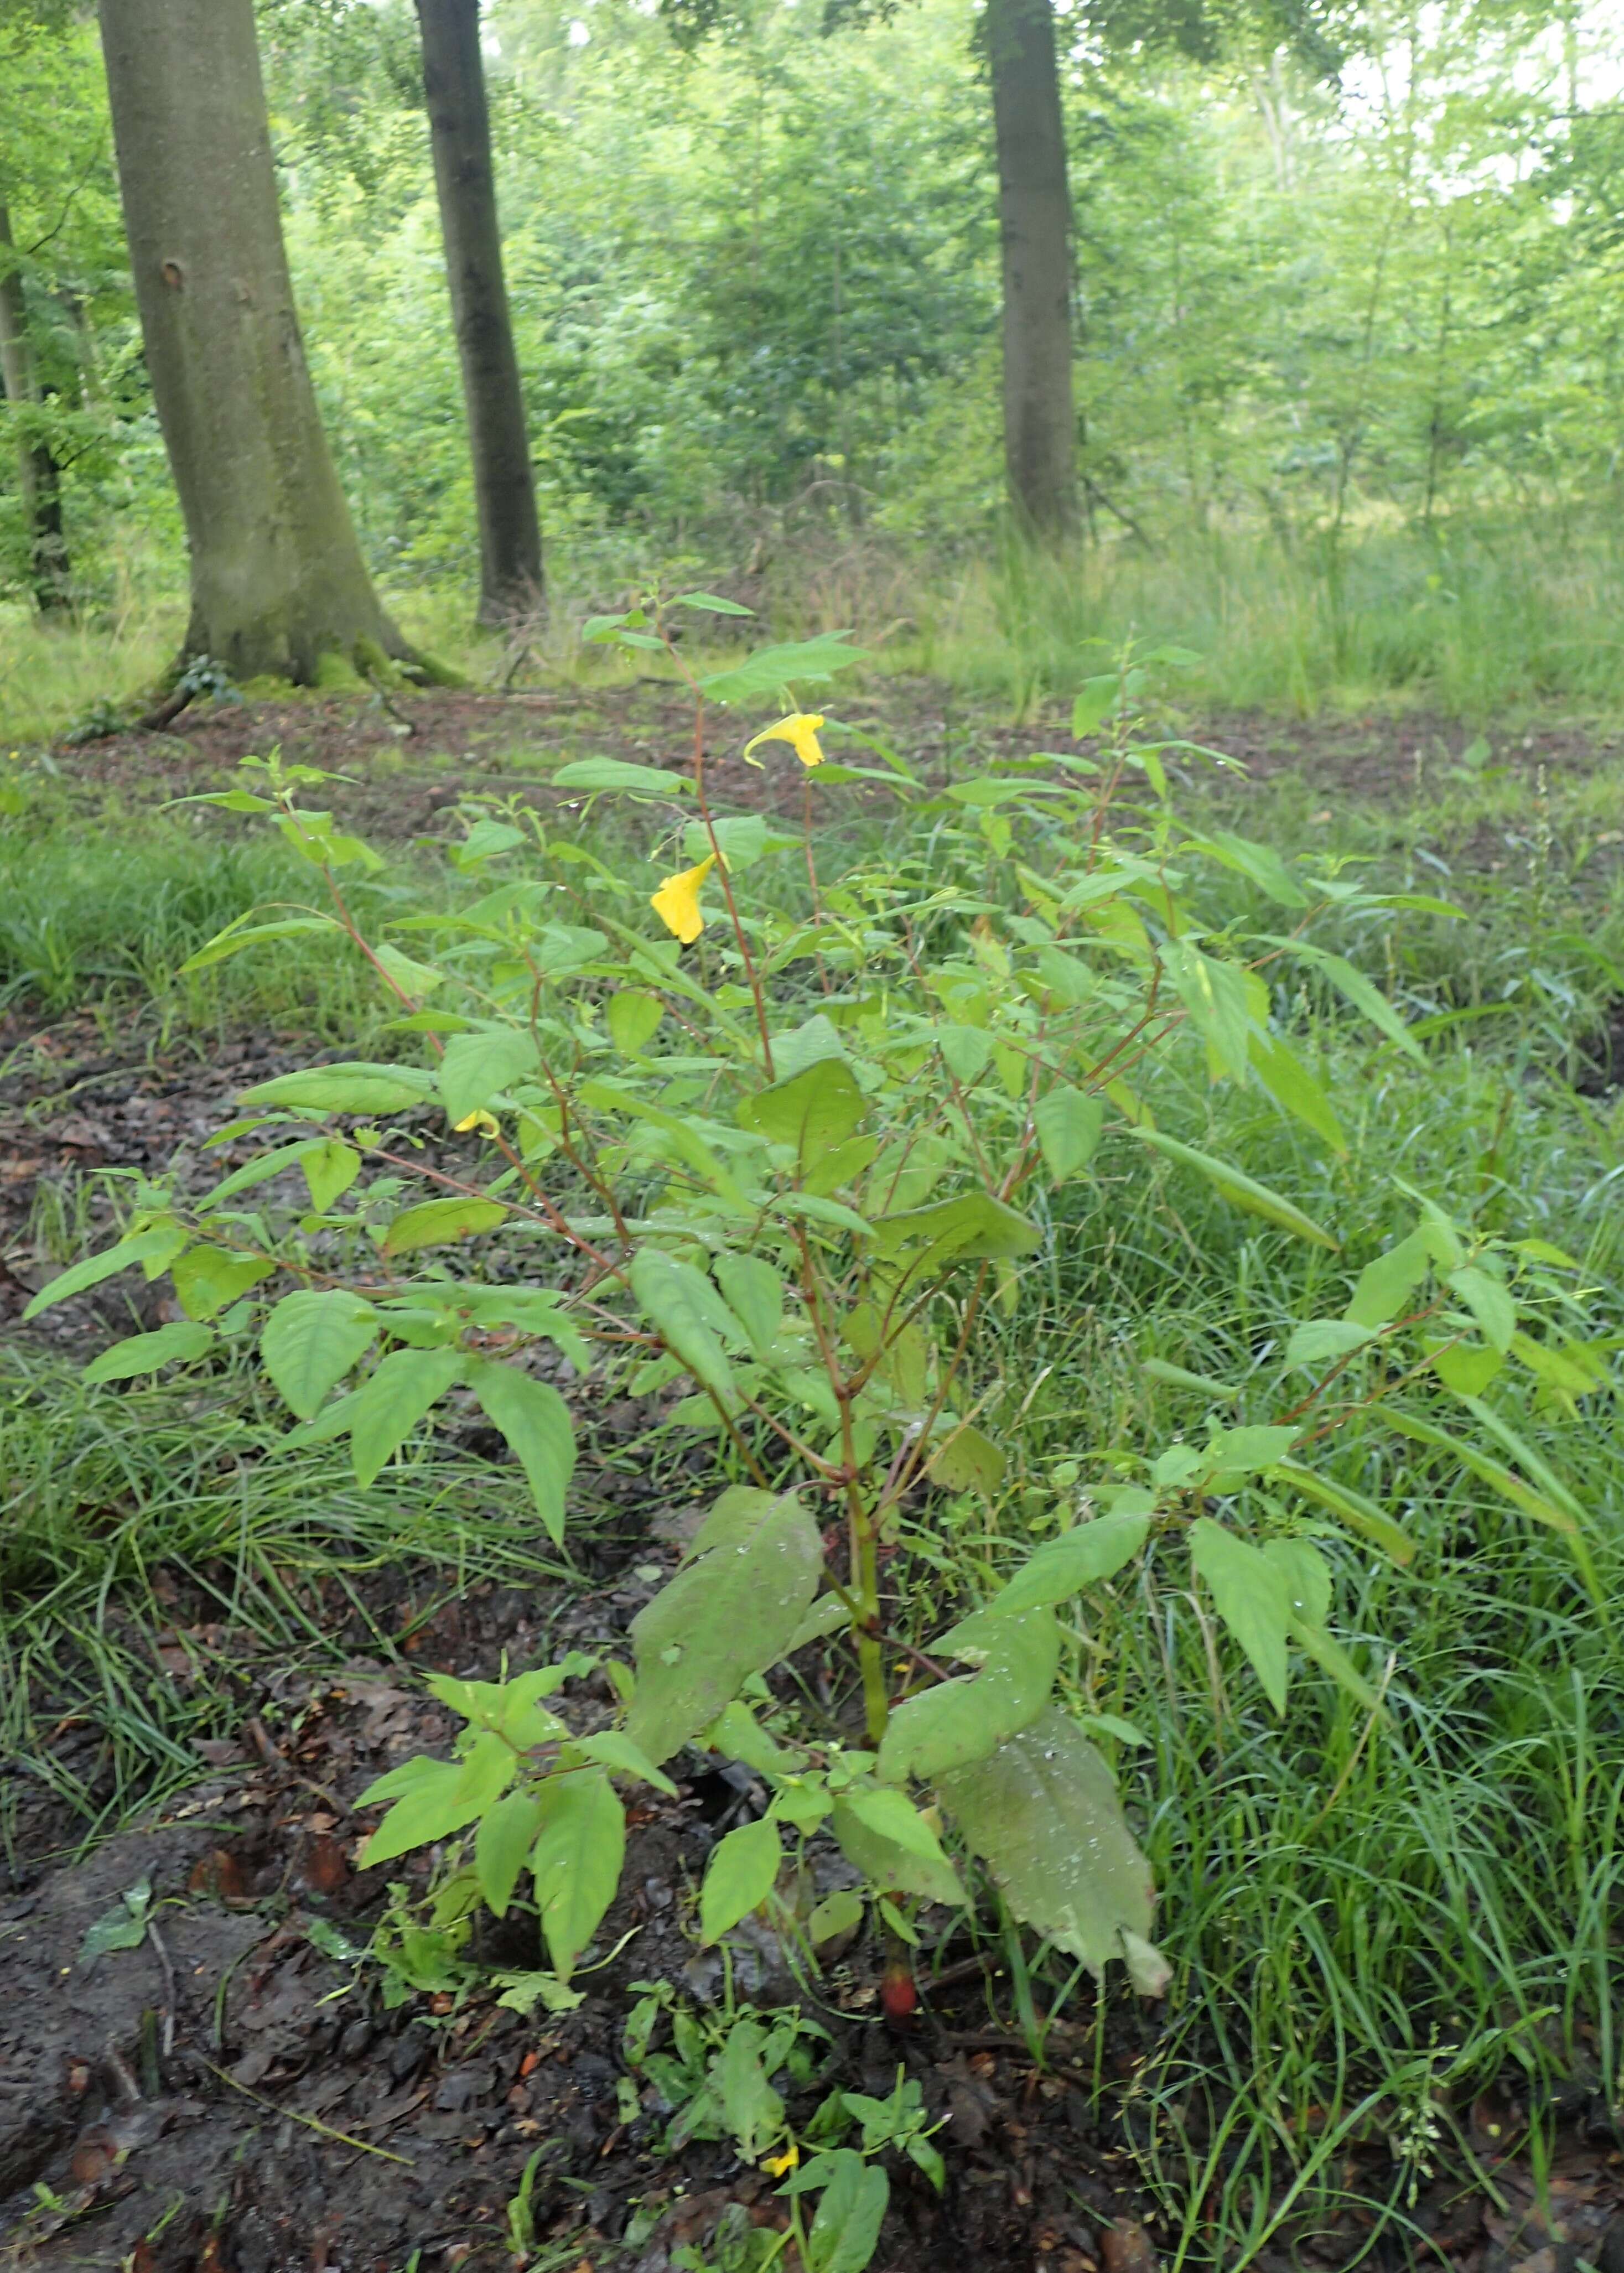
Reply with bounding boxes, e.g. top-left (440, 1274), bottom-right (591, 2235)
top-left (3, 647), bottom-right (1623, 2263)
top-left (9, 515), bottom-right (1624, 746)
